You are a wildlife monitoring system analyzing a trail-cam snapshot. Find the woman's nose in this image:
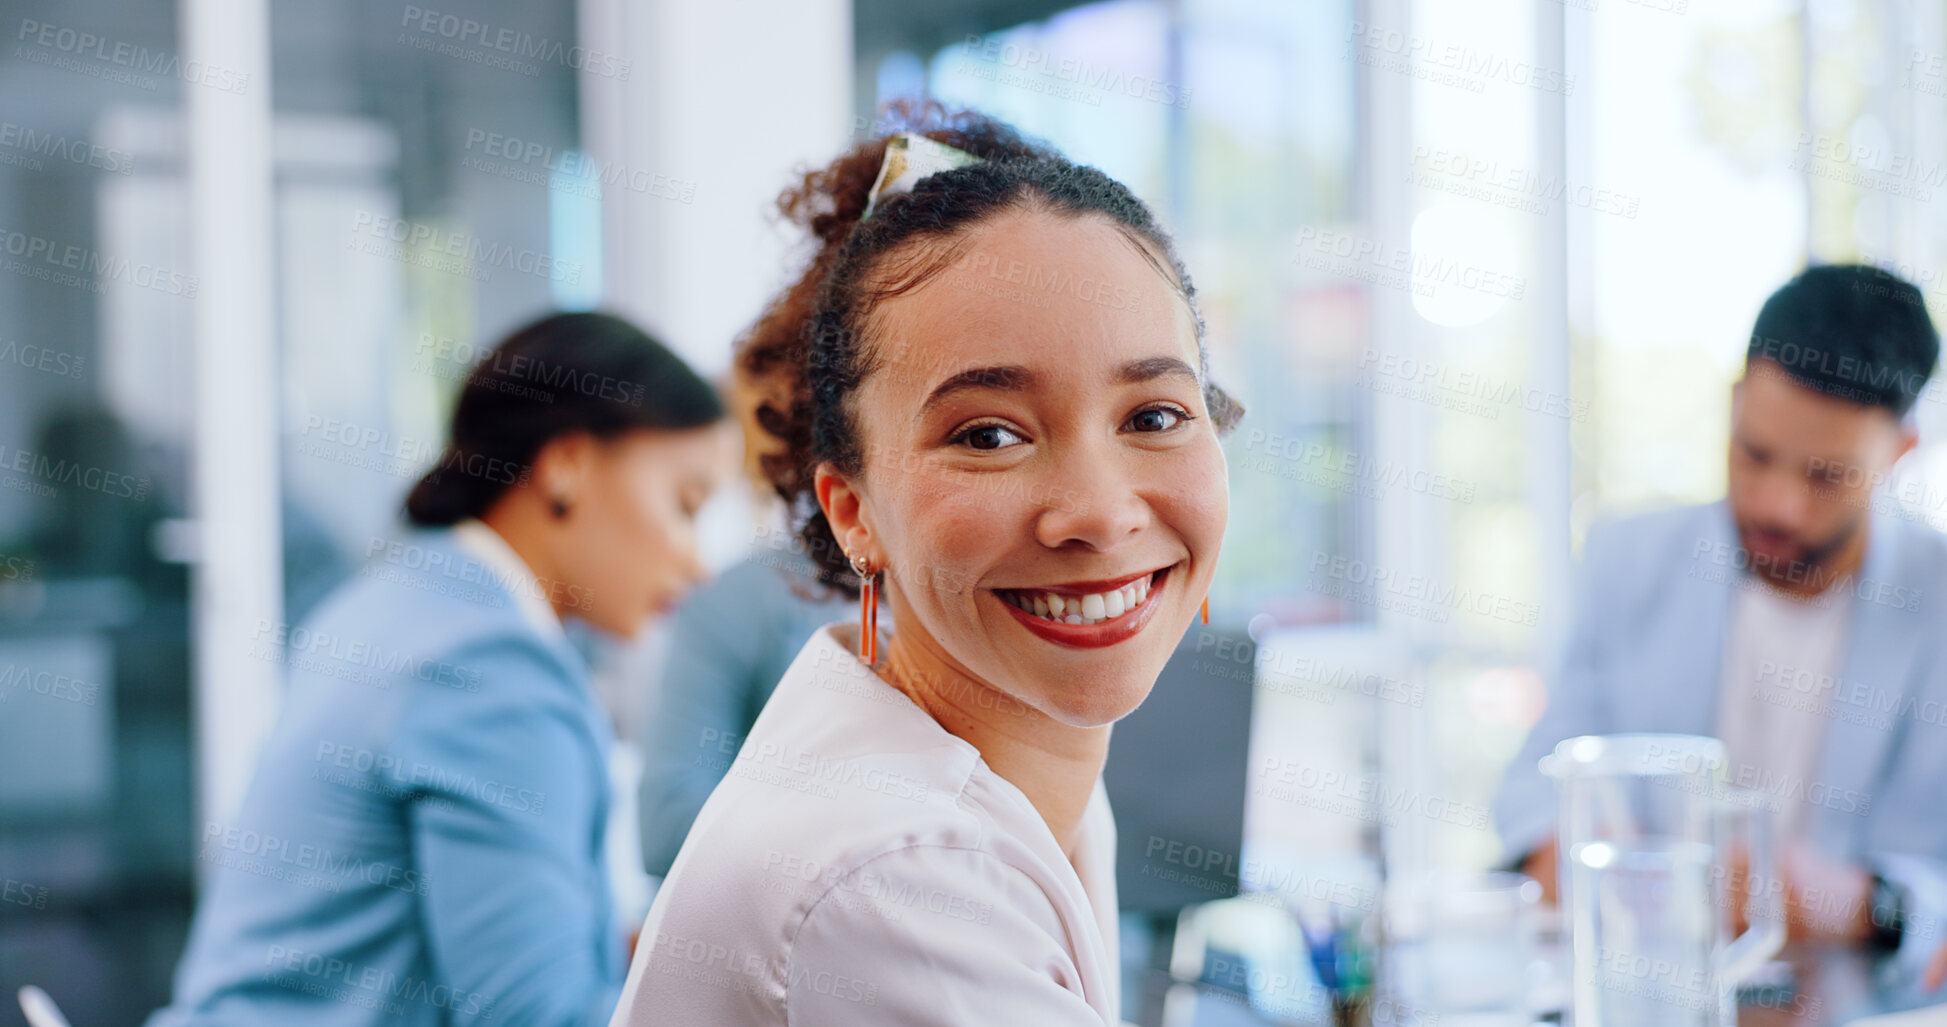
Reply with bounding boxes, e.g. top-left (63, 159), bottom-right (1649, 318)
top-left (1030, 450), bottom-right (1150, 551)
